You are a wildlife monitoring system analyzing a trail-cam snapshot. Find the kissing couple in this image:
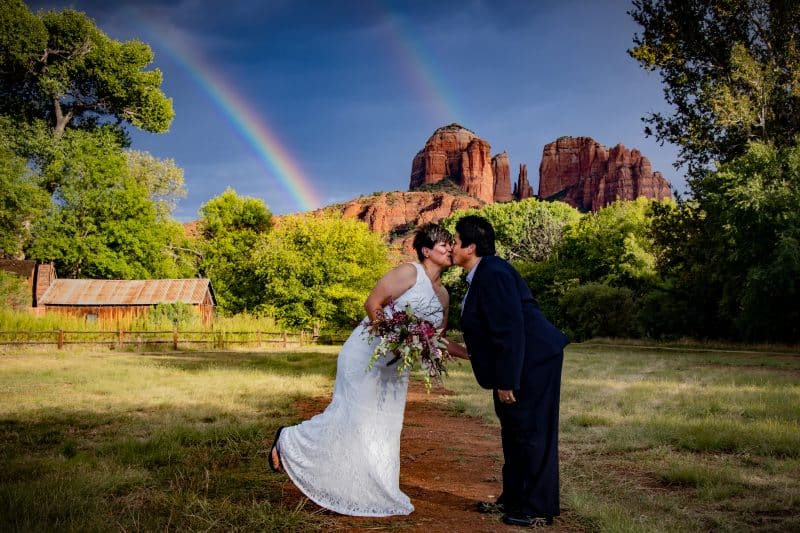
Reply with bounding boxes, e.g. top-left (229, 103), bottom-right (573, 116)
top-left (268, 215), bottom-right (568, 527)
